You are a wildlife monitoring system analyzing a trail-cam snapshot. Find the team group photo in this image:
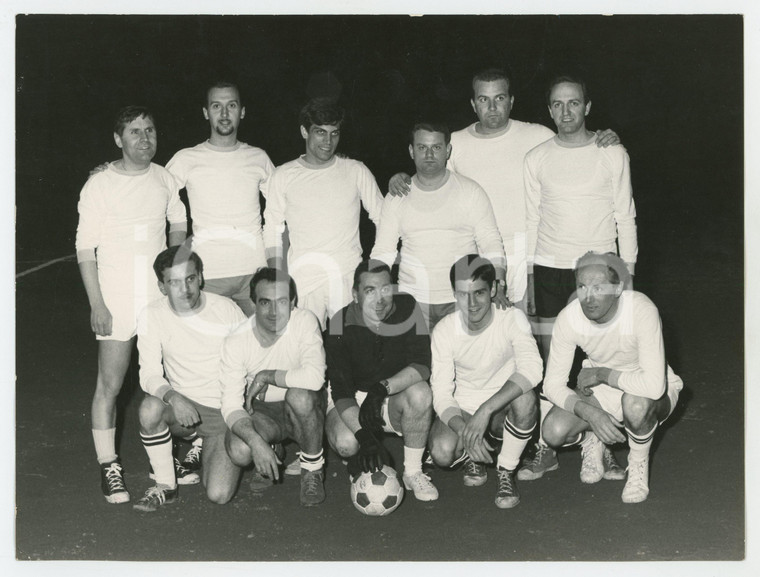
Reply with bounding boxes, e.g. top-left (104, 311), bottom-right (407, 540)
top-left (13, 10), bottom-right (745, 565)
